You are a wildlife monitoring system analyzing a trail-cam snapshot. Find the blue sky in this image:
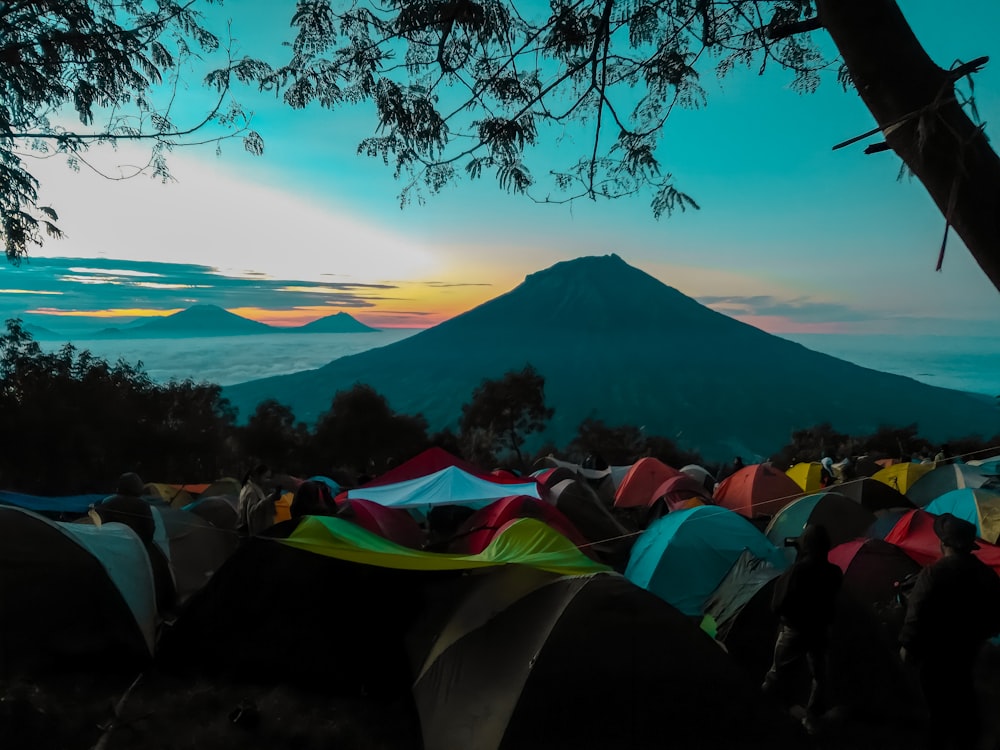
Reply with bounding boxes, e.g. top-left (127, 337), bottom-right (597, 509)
top-left (1, 0), bottom-right (998, 335)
